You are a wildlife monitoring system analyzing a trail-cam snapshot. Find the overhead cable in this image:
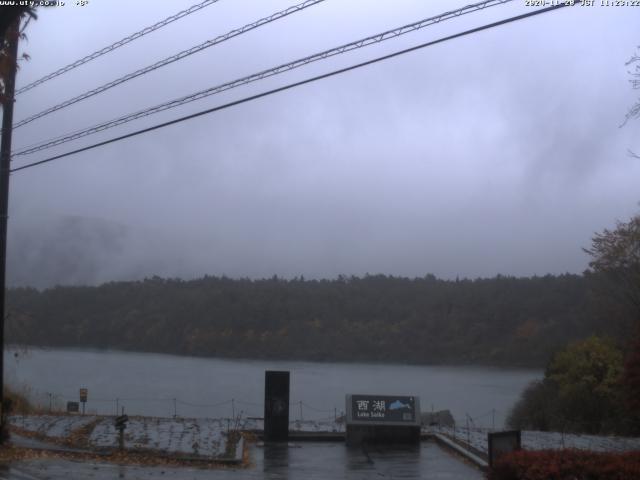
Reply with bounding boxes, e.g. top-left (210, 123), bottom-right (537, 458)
top-left (12, 0), bottom-right (514, 156)
top-left (13, 0), bottom-right (327, 128)
top-left (10, 2), bottom-right (574, 173)
top-left (16, 0), bottom-right (222, 95)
